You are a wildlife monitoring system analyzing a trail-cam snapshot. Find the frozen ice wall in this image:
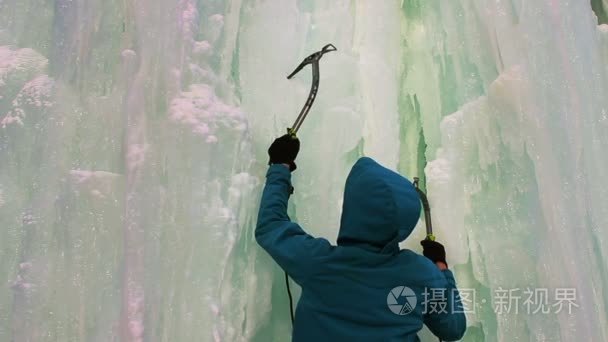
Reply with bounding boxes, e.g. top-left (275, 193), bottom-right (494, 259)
top-left (1, 1), bottom-right (607, 341)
